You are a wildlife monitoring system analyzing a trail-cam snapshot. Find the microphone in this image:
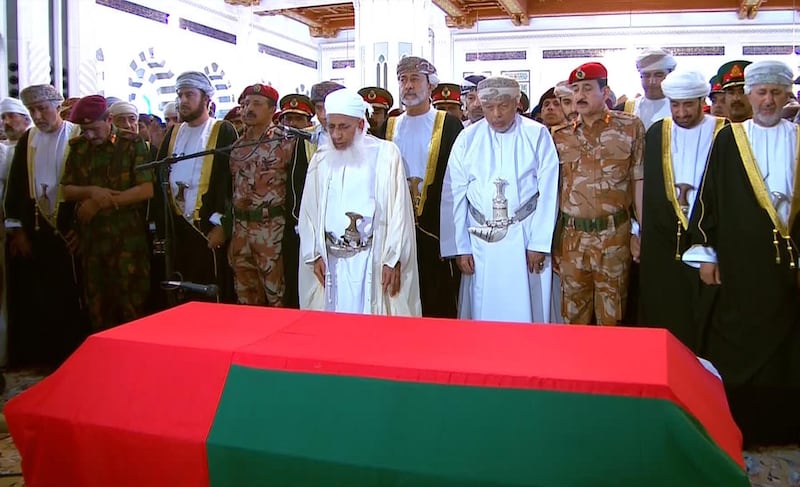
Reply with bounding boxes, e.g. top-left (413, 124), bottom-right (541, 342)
top-left (162, 281), bottom-right (219, 297)
top-left (279, 125), bottom-right (313, 141)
